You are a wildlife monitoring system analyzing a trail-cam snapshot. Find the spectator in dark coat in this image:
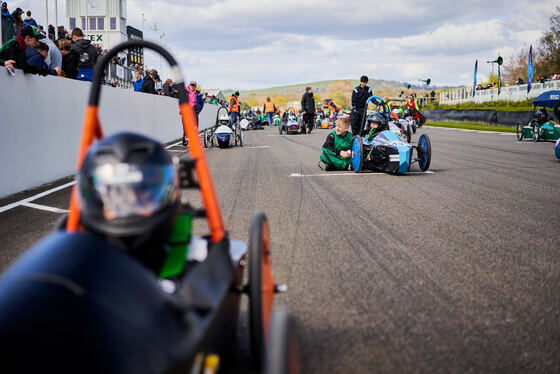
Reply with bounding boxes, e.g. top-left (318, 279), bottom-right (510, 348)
top-left (71, 27), bottom-right (98, 81)
top-left (58, 39), bottom-right (78, 79)
top-left (163, 79), bottom-right (176, 97)
top-left (140, 69), bottom-right (159, 94)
